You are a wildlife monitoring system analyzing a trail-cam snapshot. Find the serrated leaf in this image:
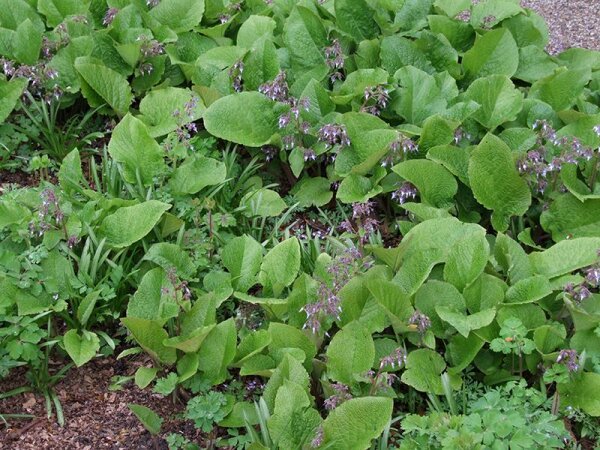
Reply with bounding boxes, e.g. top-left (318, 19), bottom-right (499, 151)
top-left (222, 235), bottom-right (263, 293)
top-left (326, 322), bottom-right (375, 385)
top-left (401, 348), bottom-right (452, 394)
top-left (463, 28), bottom-right (519, 80)
top-left (464, 75), bottom-right (523, 130)
top-left (529, 67), bottom-right (591, 111)
top-left (443, 231), bottom-right (490, 291)
top-left (334, 0), bottom-right (378, 42)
